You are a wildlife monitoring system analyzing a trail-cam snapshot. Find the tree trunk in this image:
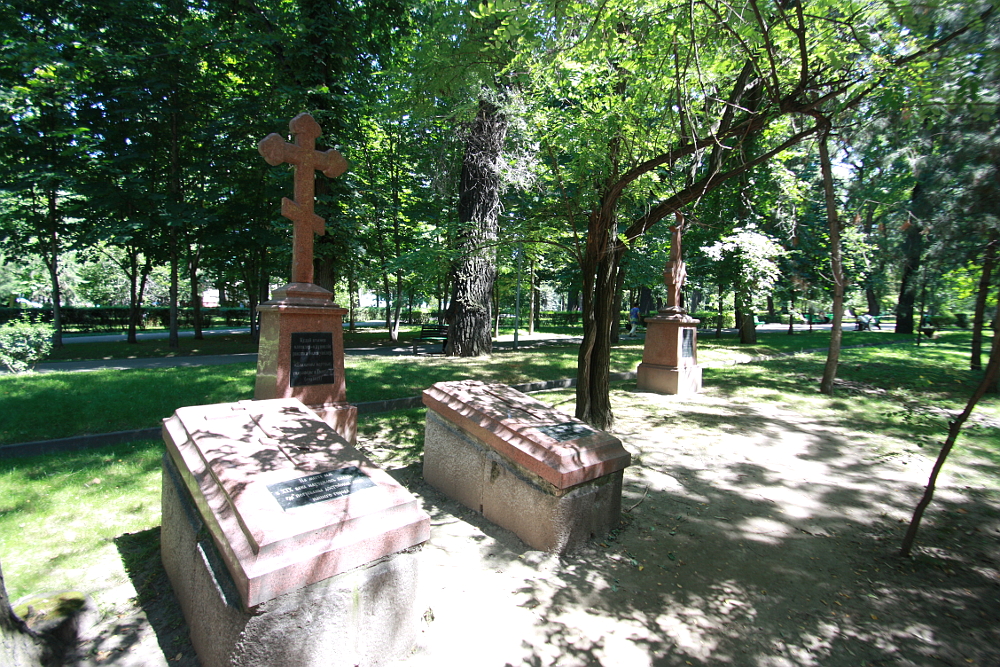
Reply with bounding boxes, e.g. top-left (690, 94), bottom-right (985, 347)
top-left (126, 253), bottom-right (152, 345)
top-left (391, 274), bottom-right (403, 341)
top-left (528, 256), bottom-right (536, 335)
top-left (715, 283), bottom-right (724, 338)
top-left (737, 289), bottom-right (757, 344)
top-left (44, 189), bottom-right (63, 348)
top-left (896, 183), bottom-right (927, 335)
top-left (610, 261), bottom-right (626, 345)
top-left (0, 558), bottom-right (47, 667)
top-left (189, 244), bottom-right (203, 339)
top-left (169, 226), bottom-right (180, 349)
top-left (575, 207), bottom-right (621, 430)
top-left (446, 99), bottom-right (507, 356)
top-left (347, 262), bottom-right (357, 331)
top-left (819, 127), bottom-right (845, 395)
top-left (971, 233), bottom-right (997, 370)
top-left (900, 293), bottom-right (1000, 557)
